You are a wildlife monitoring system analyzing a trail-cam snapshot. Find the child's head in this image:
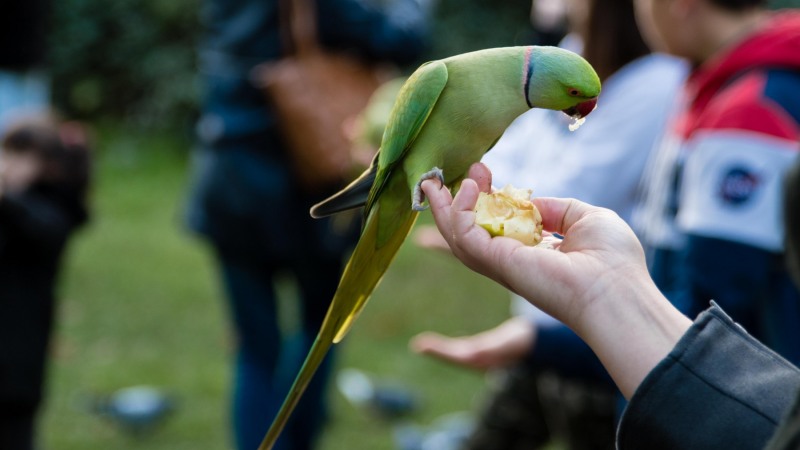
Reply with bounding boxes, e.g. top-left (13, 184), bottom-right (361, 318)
top-left (0, 116), bottom-right (91, 199)
top-left (633, 0), bottom-right (768, 61)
